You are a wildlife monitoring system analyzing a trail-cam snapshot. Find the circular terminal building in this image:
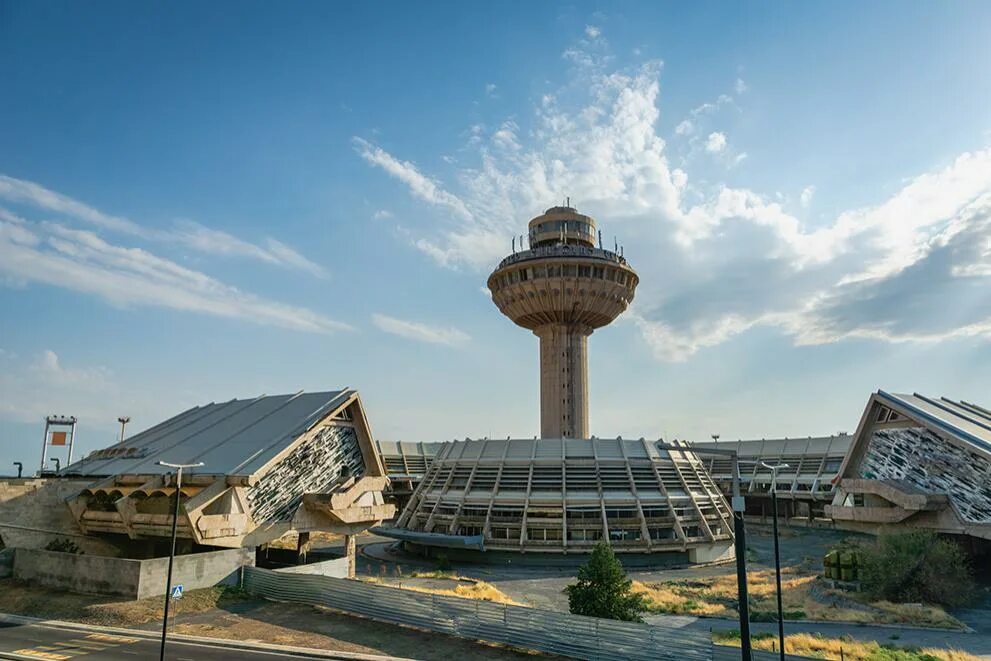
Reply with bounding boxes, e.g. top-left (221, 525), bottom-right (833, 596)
top-left (381, 205), bottom-right (734, 564)
top-left (389, 437), bottom-right (735, 564)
